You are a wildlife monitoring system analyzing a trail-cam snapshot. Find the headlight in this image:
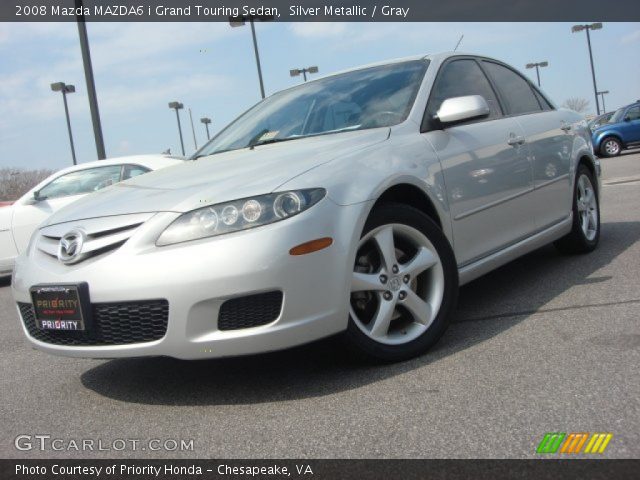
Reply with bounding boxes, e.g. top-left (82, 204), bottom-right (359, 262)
top-left (156, 188), bottom-right (326, 246)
